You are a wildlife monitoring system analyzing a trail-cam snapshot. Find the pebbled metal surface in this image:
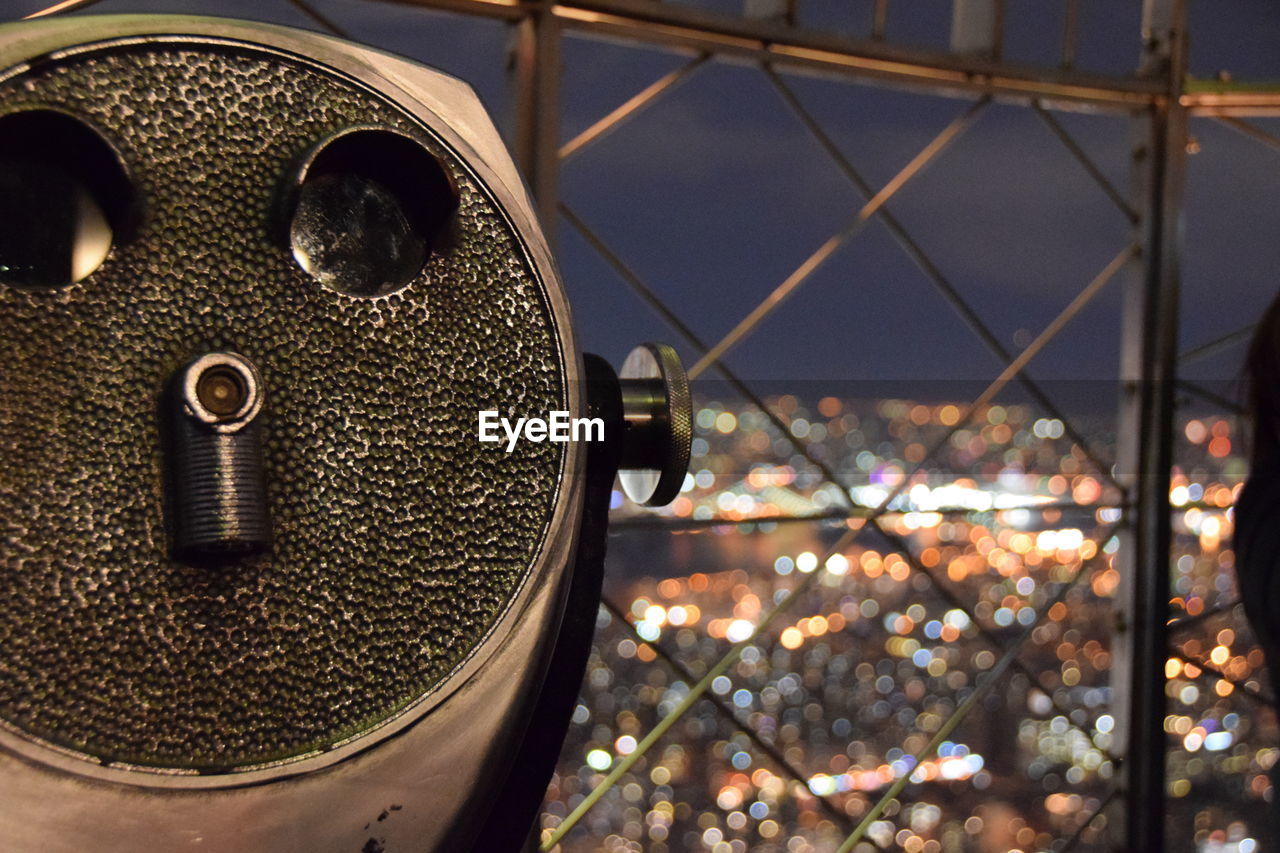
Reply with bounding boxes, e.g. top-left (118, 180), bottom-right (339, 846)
top-left (0, 44), bottom-right (565, 771)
